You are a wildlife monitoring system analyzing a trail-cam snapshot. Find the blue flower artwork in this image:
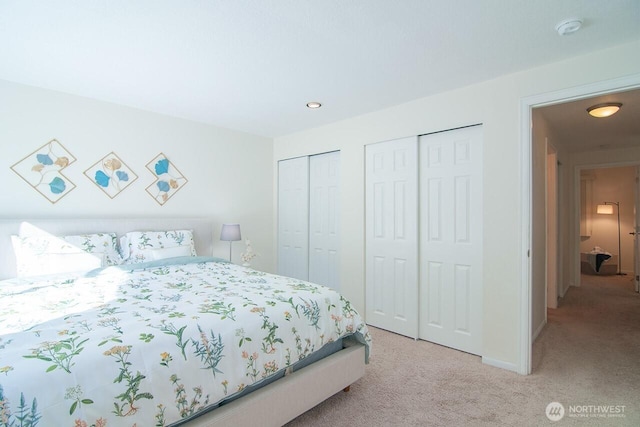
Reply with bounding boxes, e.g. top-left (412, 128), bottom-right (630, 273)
top-left (84, 152), bottom-right (138, 199)
top-left (49, 176), bottom-right (67, 194)
top-left (10, 139), bottom-right (77, 203)
top-left (155, 158), bottom-right (169, 175)
top-left (145, 153), bottom-right (188, 205)
top-left (95, 170), bottom-right (111, 187)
